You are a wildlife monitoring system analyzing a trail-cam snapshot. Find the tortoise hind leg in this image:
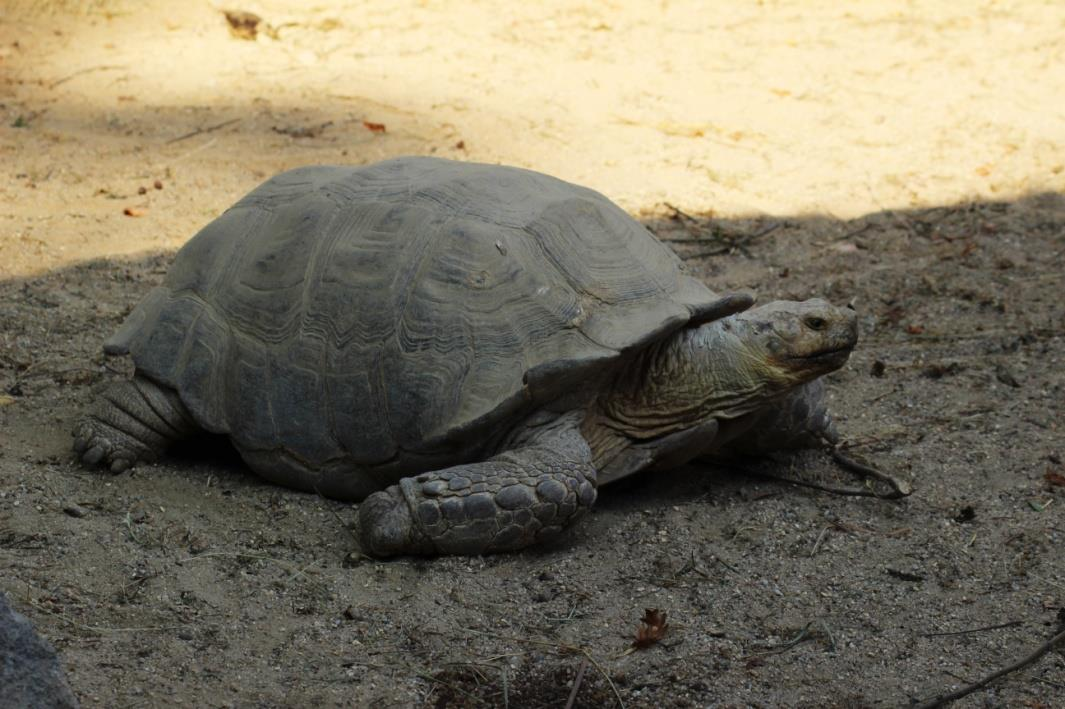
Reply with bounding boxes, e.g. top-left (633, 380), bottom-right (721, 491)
top-left (73, 375), bottom-right (197, 473)
top-left (358, 425), bottom-right (597, 557)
